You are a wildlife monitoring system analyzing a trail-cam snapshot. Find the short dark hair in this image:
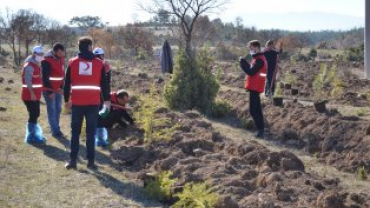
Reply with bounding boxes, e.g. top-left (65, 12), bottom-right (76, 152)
top-left (78, 36), bottom-right (93, 52)
top-left (52, 42), bottom-right (65, 52)
top-left (248, 40), bottom-right (261, 49)
top-left (117, 89), bottom-right (129, 99)
top-left (266, 40), bottom-right (274, 47)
